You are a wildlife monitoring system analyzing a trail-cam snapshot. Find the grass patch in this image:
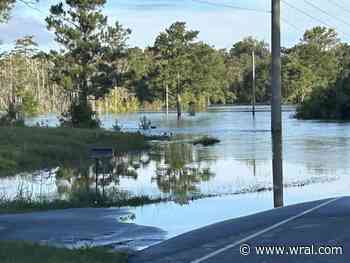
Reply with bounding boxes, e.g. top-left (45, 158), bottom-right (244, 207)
top-left (193, 136), bottom-right (220, 146)
top-left (0, 189), bottom-right (163, 215)
top-left (0, 241), bottom-right (128, 263)
top-left (0, 127), bottom-right (148, 177)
